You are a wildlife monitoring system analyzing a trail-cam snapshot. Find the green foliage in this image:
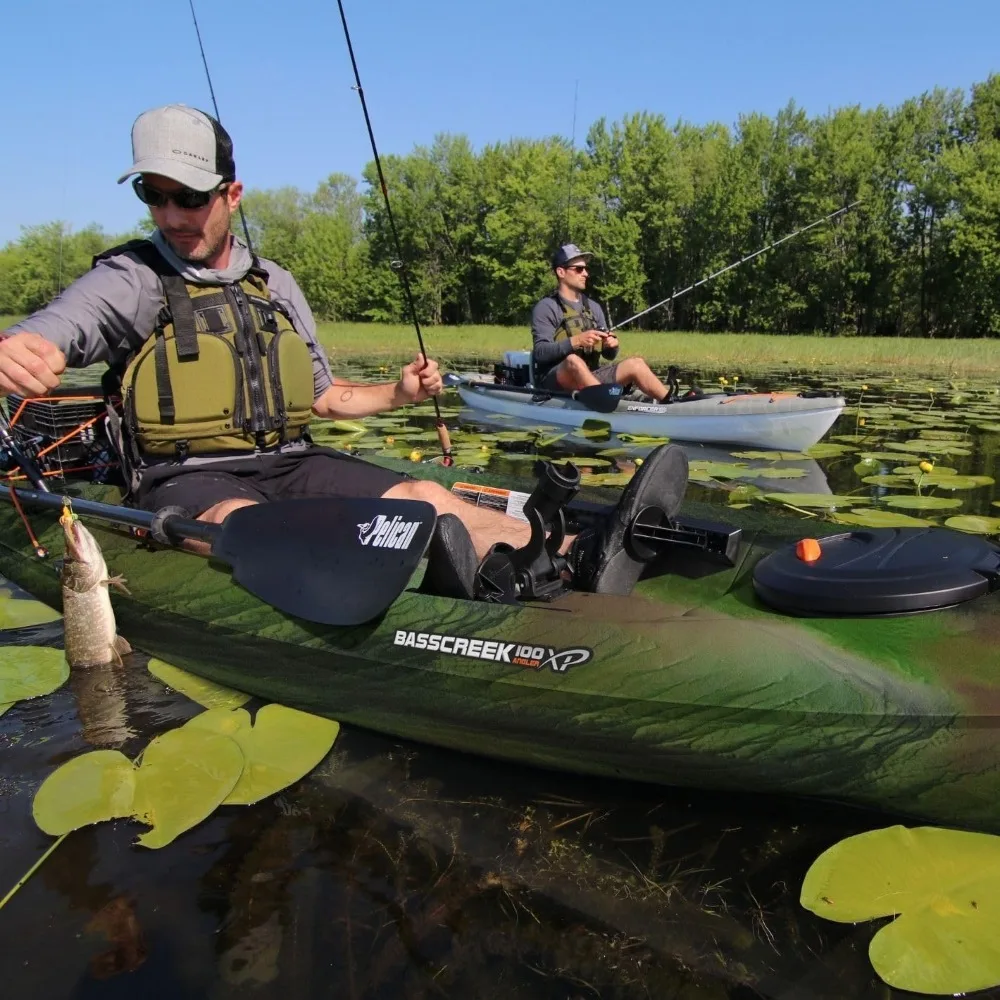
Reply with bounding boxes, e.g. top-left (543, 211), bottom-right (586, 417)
top-left (6, 74), bottom-right (1000, 336)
